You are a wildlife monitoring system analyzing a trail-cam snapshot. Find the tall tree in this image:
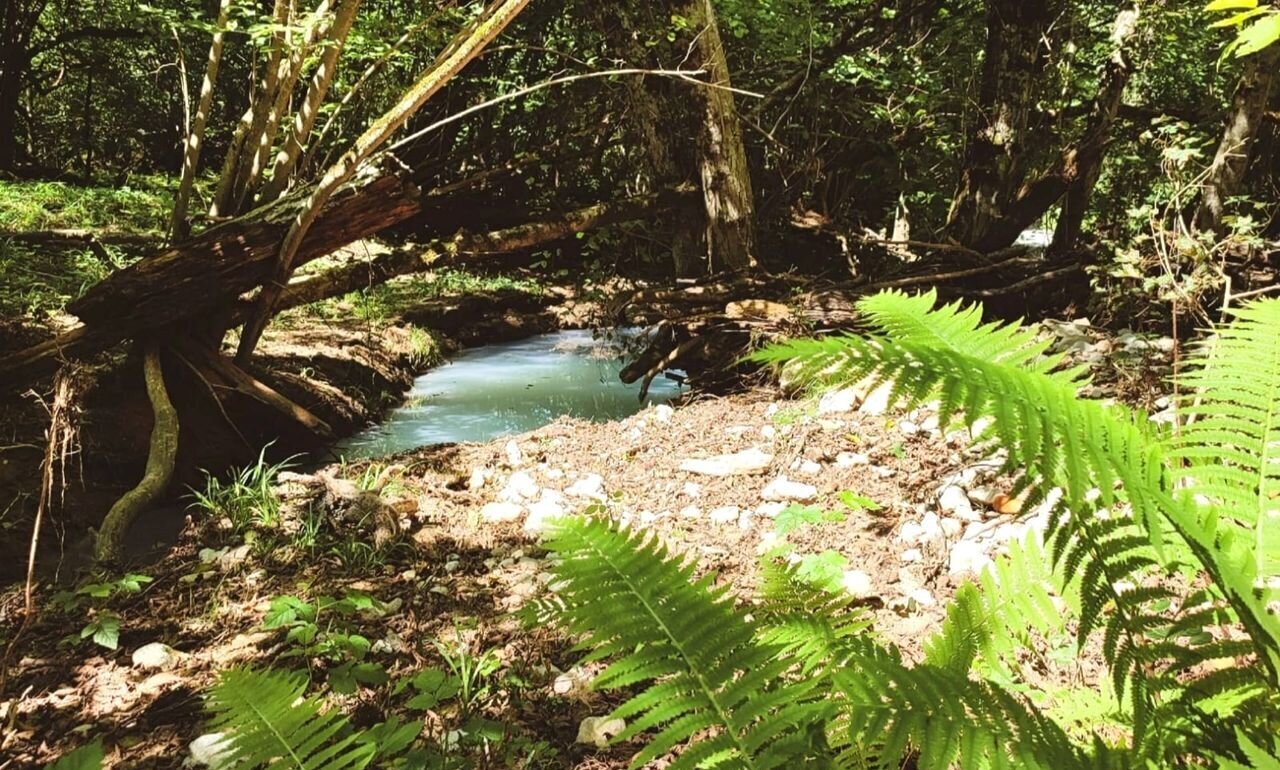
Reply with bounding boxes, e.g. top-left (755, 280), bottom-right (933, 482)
top-left (170, 0), bottom-right (234, 242)
top-left (1196, 45), bottom-right (1280, 234)
top-left (0, 0), bottom-right (48, 171)
top-left (945, 0), bottom-right (1058, 252)
top-left (234, 0), bottom-right (533, 363)
top-left (685, 0), bottom-right (757, 272)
